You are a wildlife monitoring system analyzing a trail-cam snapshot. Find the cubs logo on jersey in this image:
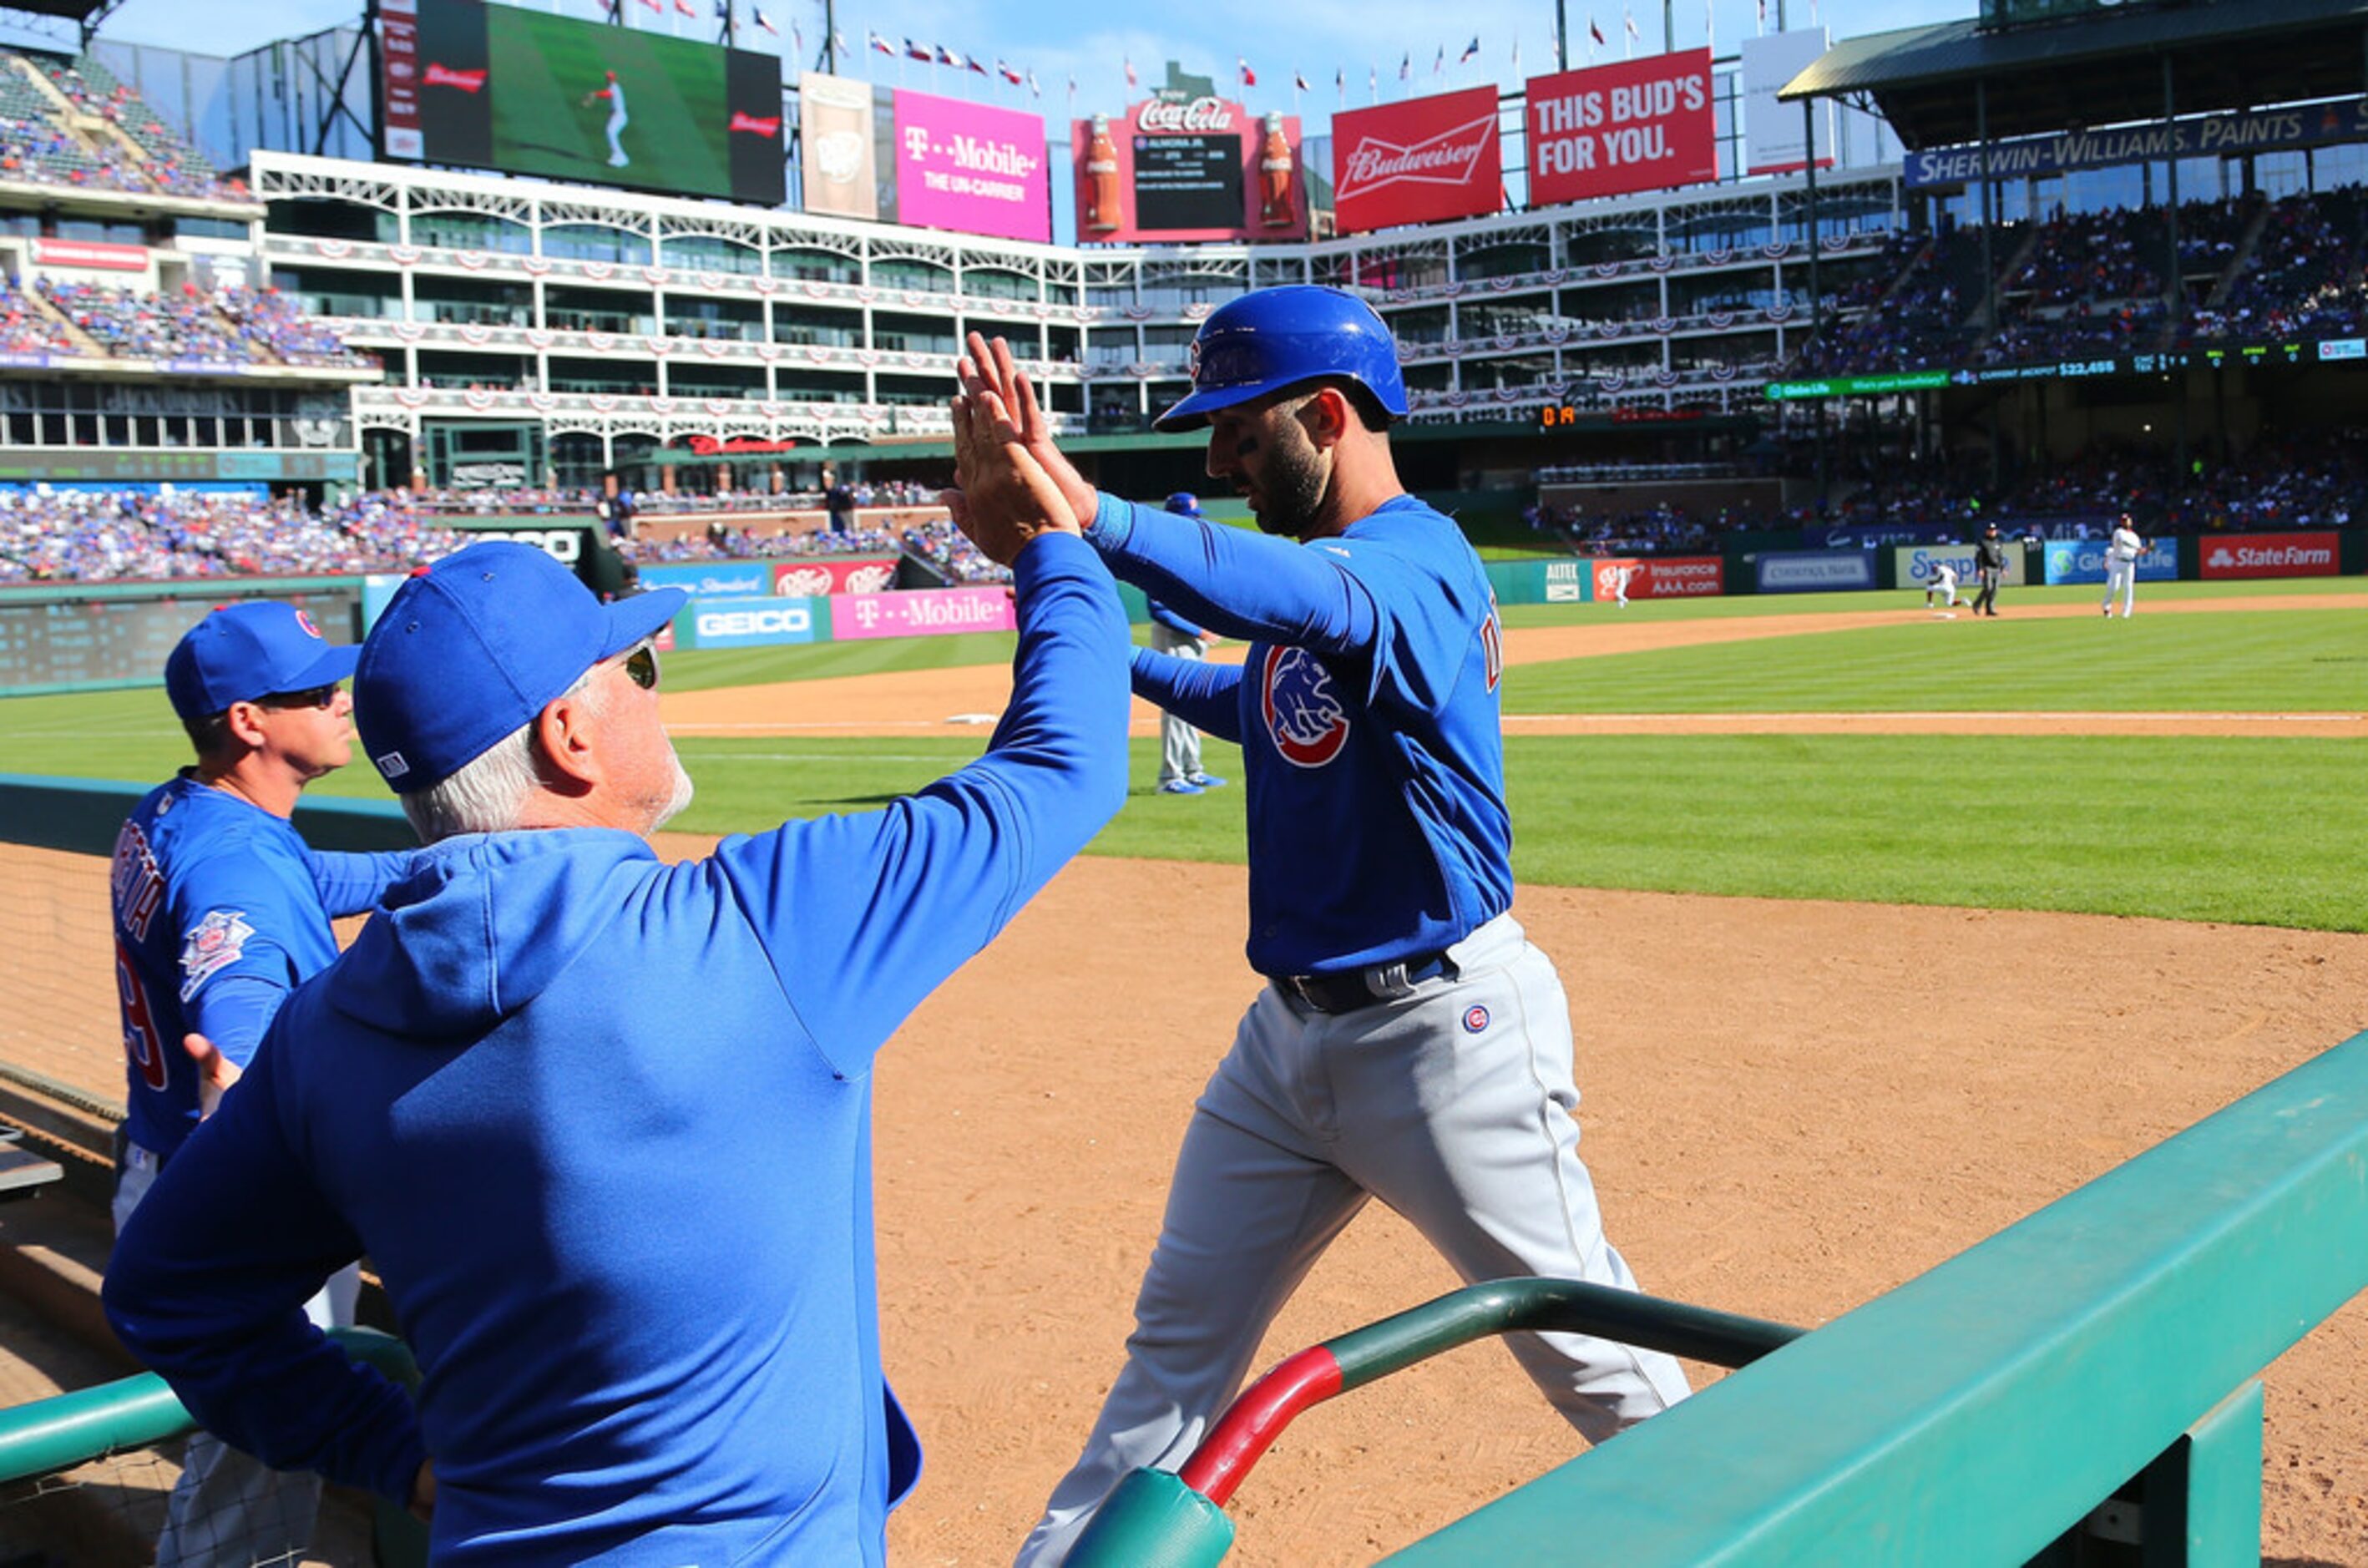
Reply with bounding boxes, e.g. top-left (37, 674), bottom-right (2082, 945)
top-left (1260, 645), bottom-right (1351, 768)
